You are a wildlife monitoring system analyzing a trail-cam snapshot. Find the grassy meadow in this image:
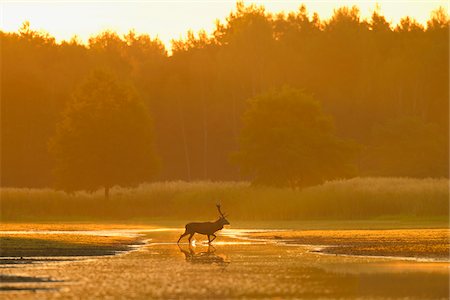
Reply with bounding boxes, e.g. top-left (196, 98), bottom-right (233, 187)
top-left (1, 177), bottom-right (448, 224)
